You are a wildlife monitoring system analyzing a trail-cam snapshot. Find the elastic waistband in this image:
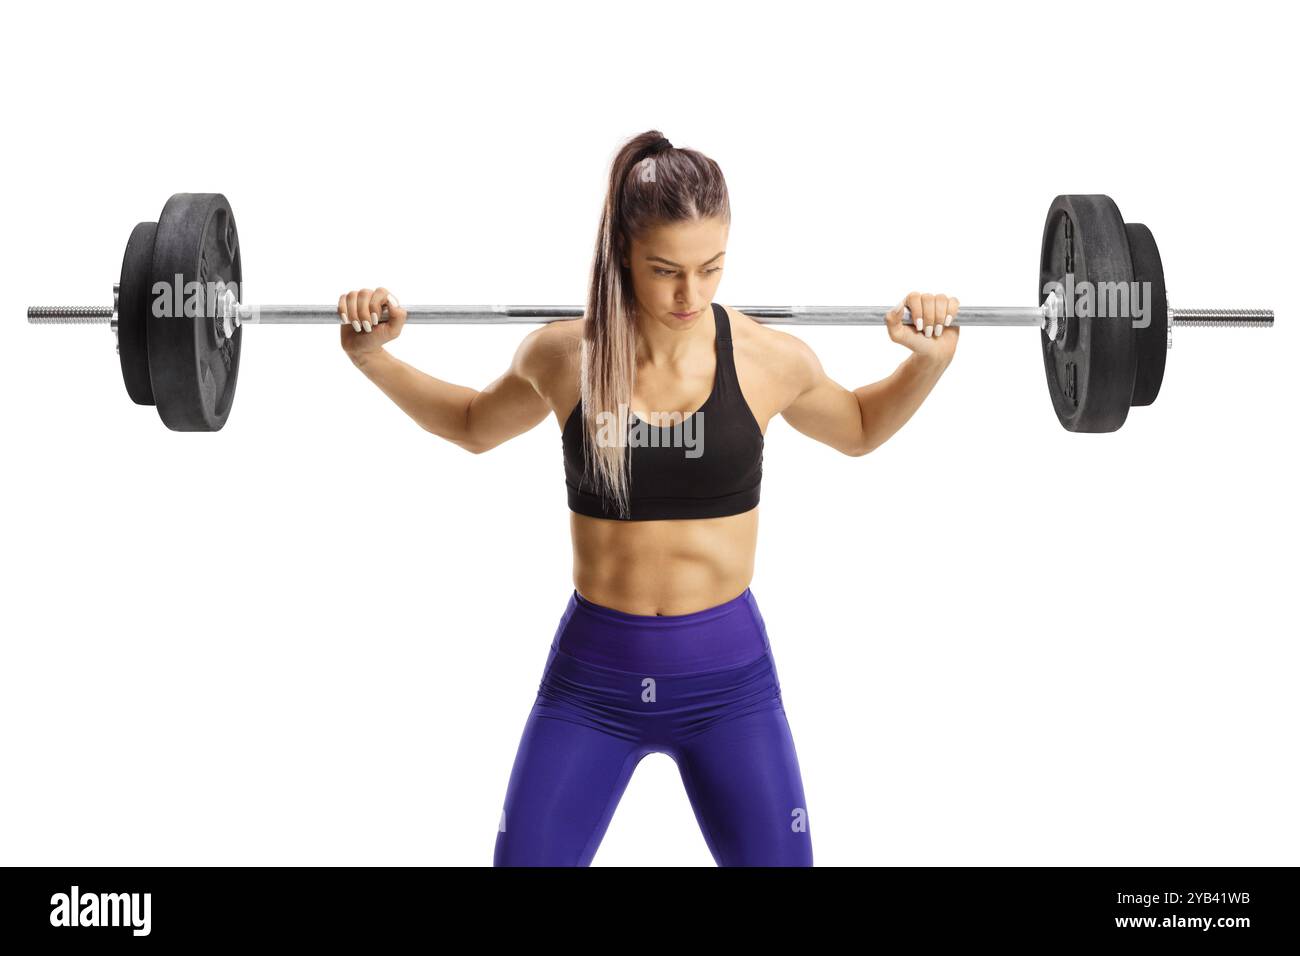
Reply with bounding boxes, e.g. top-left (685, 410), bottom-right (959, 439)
top-left (552, 587), bottom-right (770, 675)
